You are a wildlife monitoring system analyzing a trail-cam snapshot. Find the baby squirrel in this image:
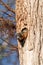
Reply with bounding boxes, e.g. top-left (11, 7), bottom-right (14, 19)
top-left (17, 28), bottom-right (28, 47)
